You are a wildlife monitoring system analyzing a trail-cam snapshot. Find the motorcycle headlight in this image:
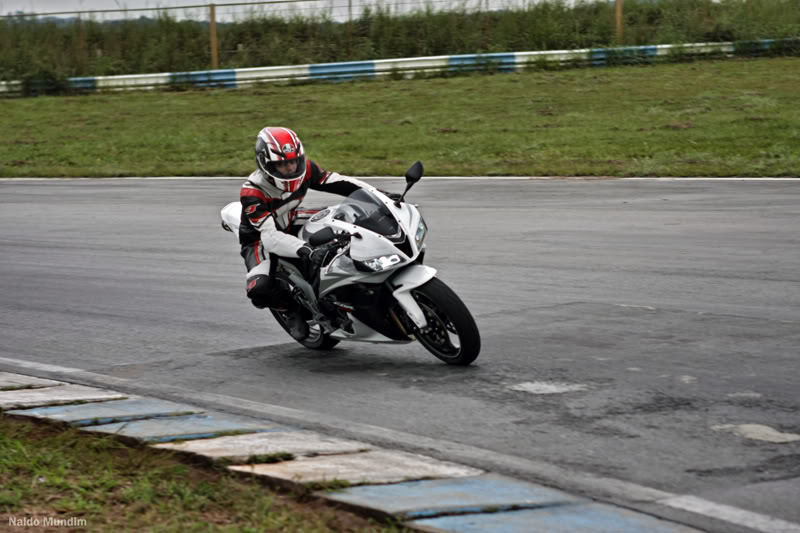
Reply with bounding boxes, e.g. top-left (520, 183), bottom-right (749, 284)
top-left (355, 254), bottom-right (404, 272)
top-left (415, 218), bottom-right (427, 247)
